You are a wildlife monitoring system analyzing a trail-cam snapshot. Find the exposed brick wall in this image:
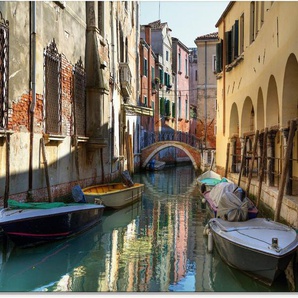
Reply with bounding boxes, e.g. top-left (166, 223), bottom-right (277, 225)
top-left (10, 94), bottom-right (30, 132)
top-left (61, 54), bottom-right (73, 136)
top-left (196, 120), bottom-right (216, 149)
